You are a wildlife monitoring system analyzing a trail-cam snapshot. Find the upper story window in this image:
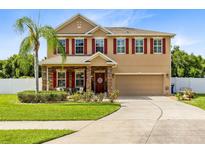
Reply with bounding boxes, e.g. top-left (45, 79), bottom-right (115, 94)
top-left (135, 38), bottom-right (144, 54)
top-left (95, 39), bottom-right (104, 53)
top-left (154, 38), bottom-right (162, 53)
top-left (57, 70), bottom-right (66, 88)
top-left (75, 70), bottom-right (84, 88)
top-left (117, 38), bottom-right (125, 54)
top-left (57, 39), bottom-right (66, 54)
top-left (75, 39), bottom-right (84, 55)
